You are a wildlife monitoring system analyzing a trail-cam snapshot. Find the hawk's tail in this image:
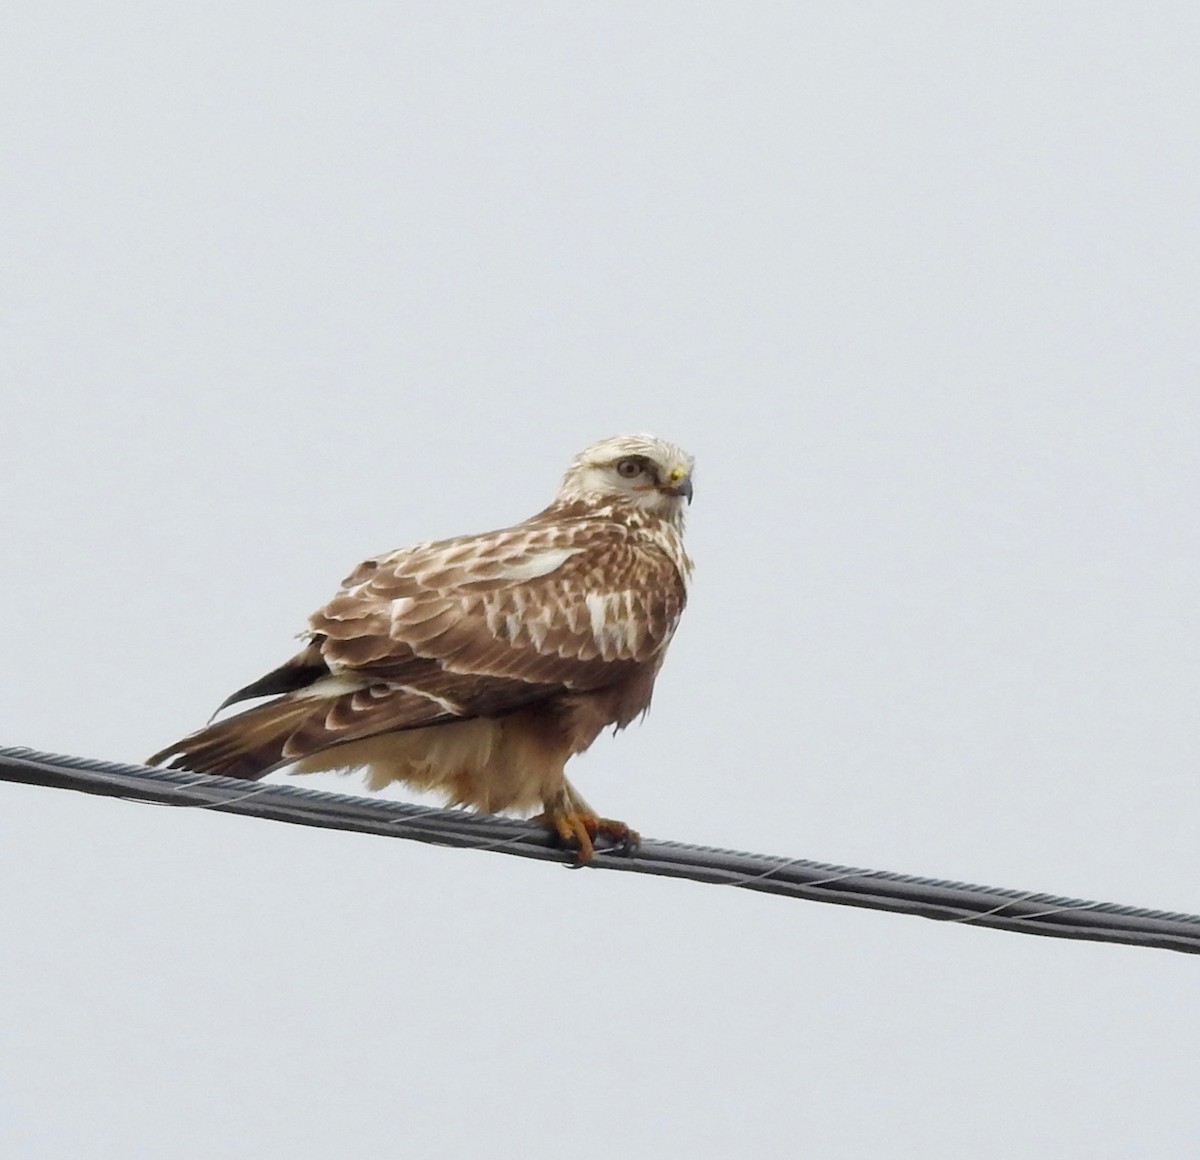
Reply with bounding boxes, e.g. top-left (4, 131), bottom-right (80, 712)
top-left (147, 680), bottom-right (458, 780)
top-left (146, 697), bottom-right (330, 780)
